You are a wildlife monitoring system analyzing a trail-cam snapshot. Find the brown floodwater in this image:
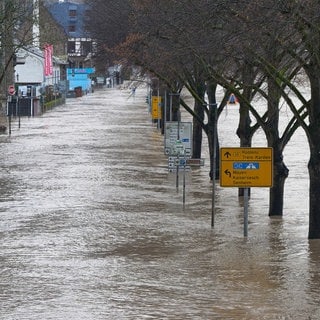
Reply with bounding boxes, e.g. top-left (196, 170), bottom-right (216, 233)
top-left (0, 87), bottom-right (319, 319)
